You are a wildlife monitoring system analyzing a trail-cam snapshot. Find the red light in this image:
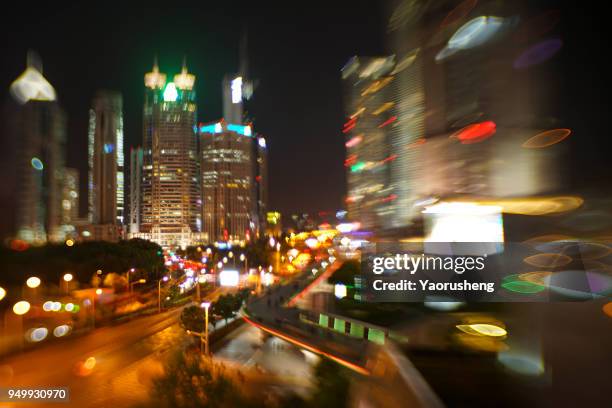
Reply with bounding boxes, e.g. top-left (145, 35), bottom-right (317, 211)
top-left (344, 155), bottom-right (357, 167)
top-left (342, 122), bottom-right (356, 133)
top-left (454, 121), bottom-right (496, 144)
top-left (382, 194), bottom-right (397, 202)
top-left (407, 138), bottom-right (426, 149)
top-left (378, 116), bottom-right (397, 128)
top-left (256, 175), bottom-right (262, 182)
top-left (382, 154), bottom-right (397, 163)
